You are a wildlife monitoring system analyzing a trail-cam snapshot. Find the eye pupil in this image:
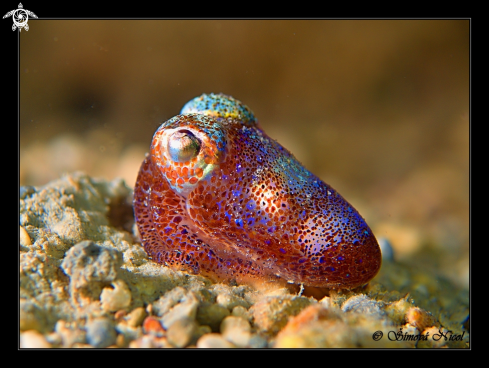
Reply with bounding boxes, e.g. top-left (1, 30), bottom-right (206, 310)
top-left (168, 130), bottom-right (201, 162)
